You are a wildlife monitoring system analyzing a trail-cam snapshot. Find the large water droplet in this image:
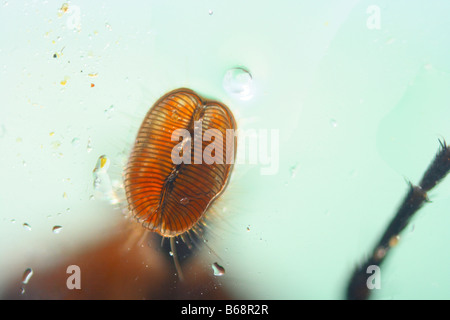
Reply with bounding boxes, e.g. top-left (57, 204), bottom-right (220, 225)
top-left (22, 268), bottom-right (33, 284)
top-left (223, 67), bottom-right (253, 100)
top-left (212, 262), bottom-right (225, 276)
